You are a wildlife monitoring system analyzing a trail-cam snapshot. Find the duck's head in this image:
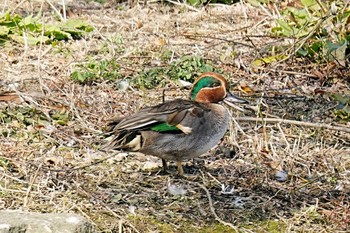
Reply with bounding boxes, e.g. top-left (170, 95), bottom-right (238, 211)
top-left (190, 72), bottom-right (248, 105)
